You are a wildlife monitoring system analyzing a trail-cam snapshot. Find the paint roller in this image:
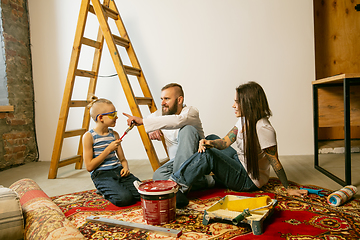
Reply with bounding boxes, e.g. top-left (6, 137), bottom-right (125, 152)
top-left (231, 196), bottom-right (274, 225)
